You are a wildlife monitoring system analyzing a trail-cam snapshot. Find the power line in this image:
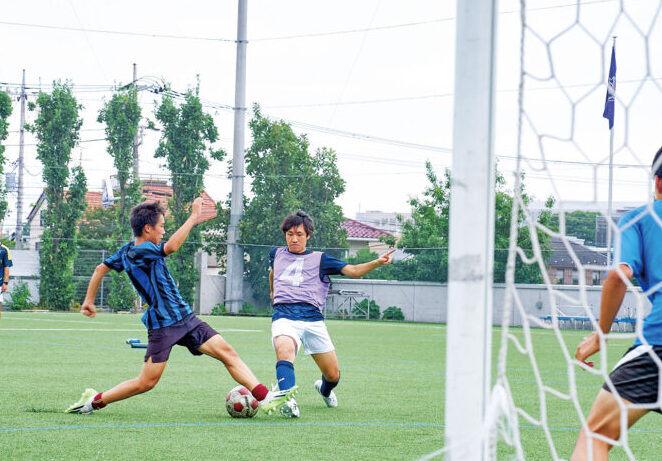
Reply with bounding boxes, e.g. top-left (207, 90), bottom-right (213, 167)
top-left (0, 20), bottom-right (234, 42)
